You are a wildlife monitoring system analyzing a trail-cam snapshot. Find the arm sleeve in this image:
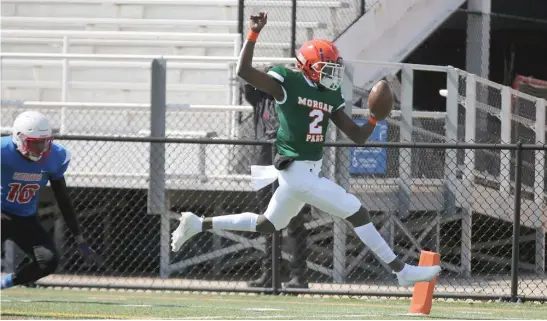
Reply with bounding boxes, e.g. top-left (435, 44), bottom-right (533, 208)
top-left (50, 178), bottom-right (82, 237)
